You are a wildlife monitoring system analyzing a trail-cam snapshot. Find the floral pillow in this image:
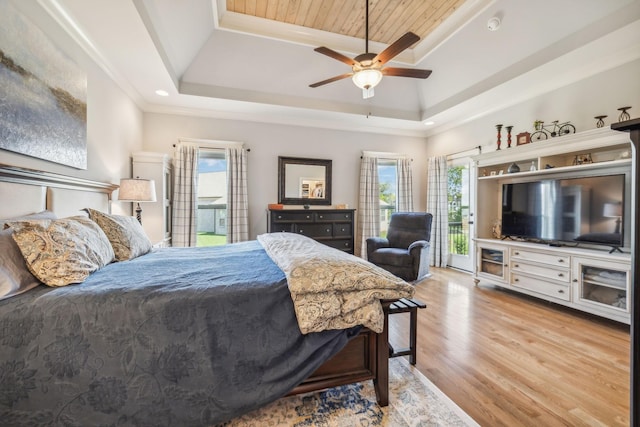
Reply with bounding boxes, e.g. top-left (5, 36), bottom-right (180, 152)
top-left (7, 216), bottom-right (115, 287)
top-left (85, 208), bottom-right (152, 261)
top-left (0, 211), bottom-right (57, 299)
